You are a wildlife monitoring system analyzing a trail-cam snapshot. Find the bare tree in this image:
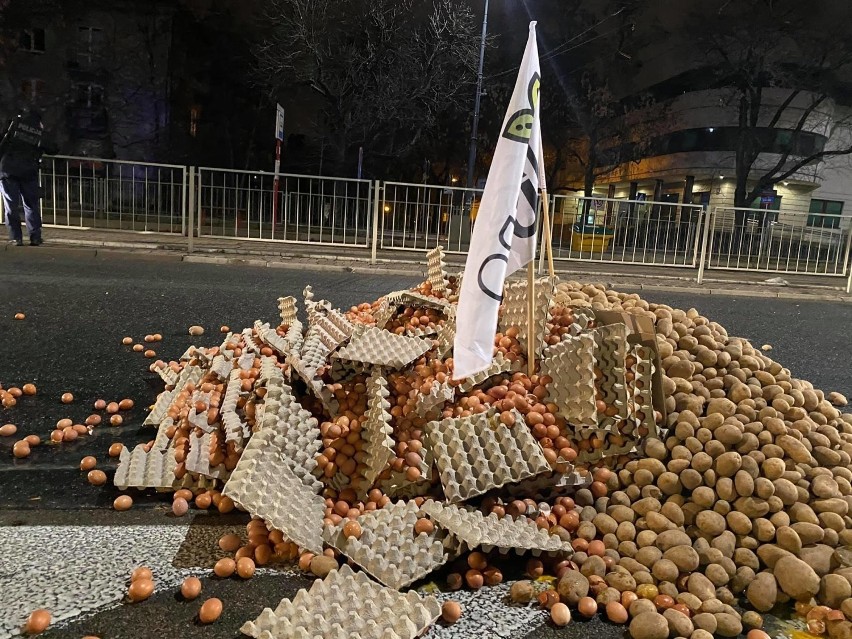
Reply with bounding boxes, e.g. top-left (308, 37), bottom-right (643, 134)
top-left (252, 0), bottom-right (480, 175)
top-left (699, 0), bottom-right (852, 209)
